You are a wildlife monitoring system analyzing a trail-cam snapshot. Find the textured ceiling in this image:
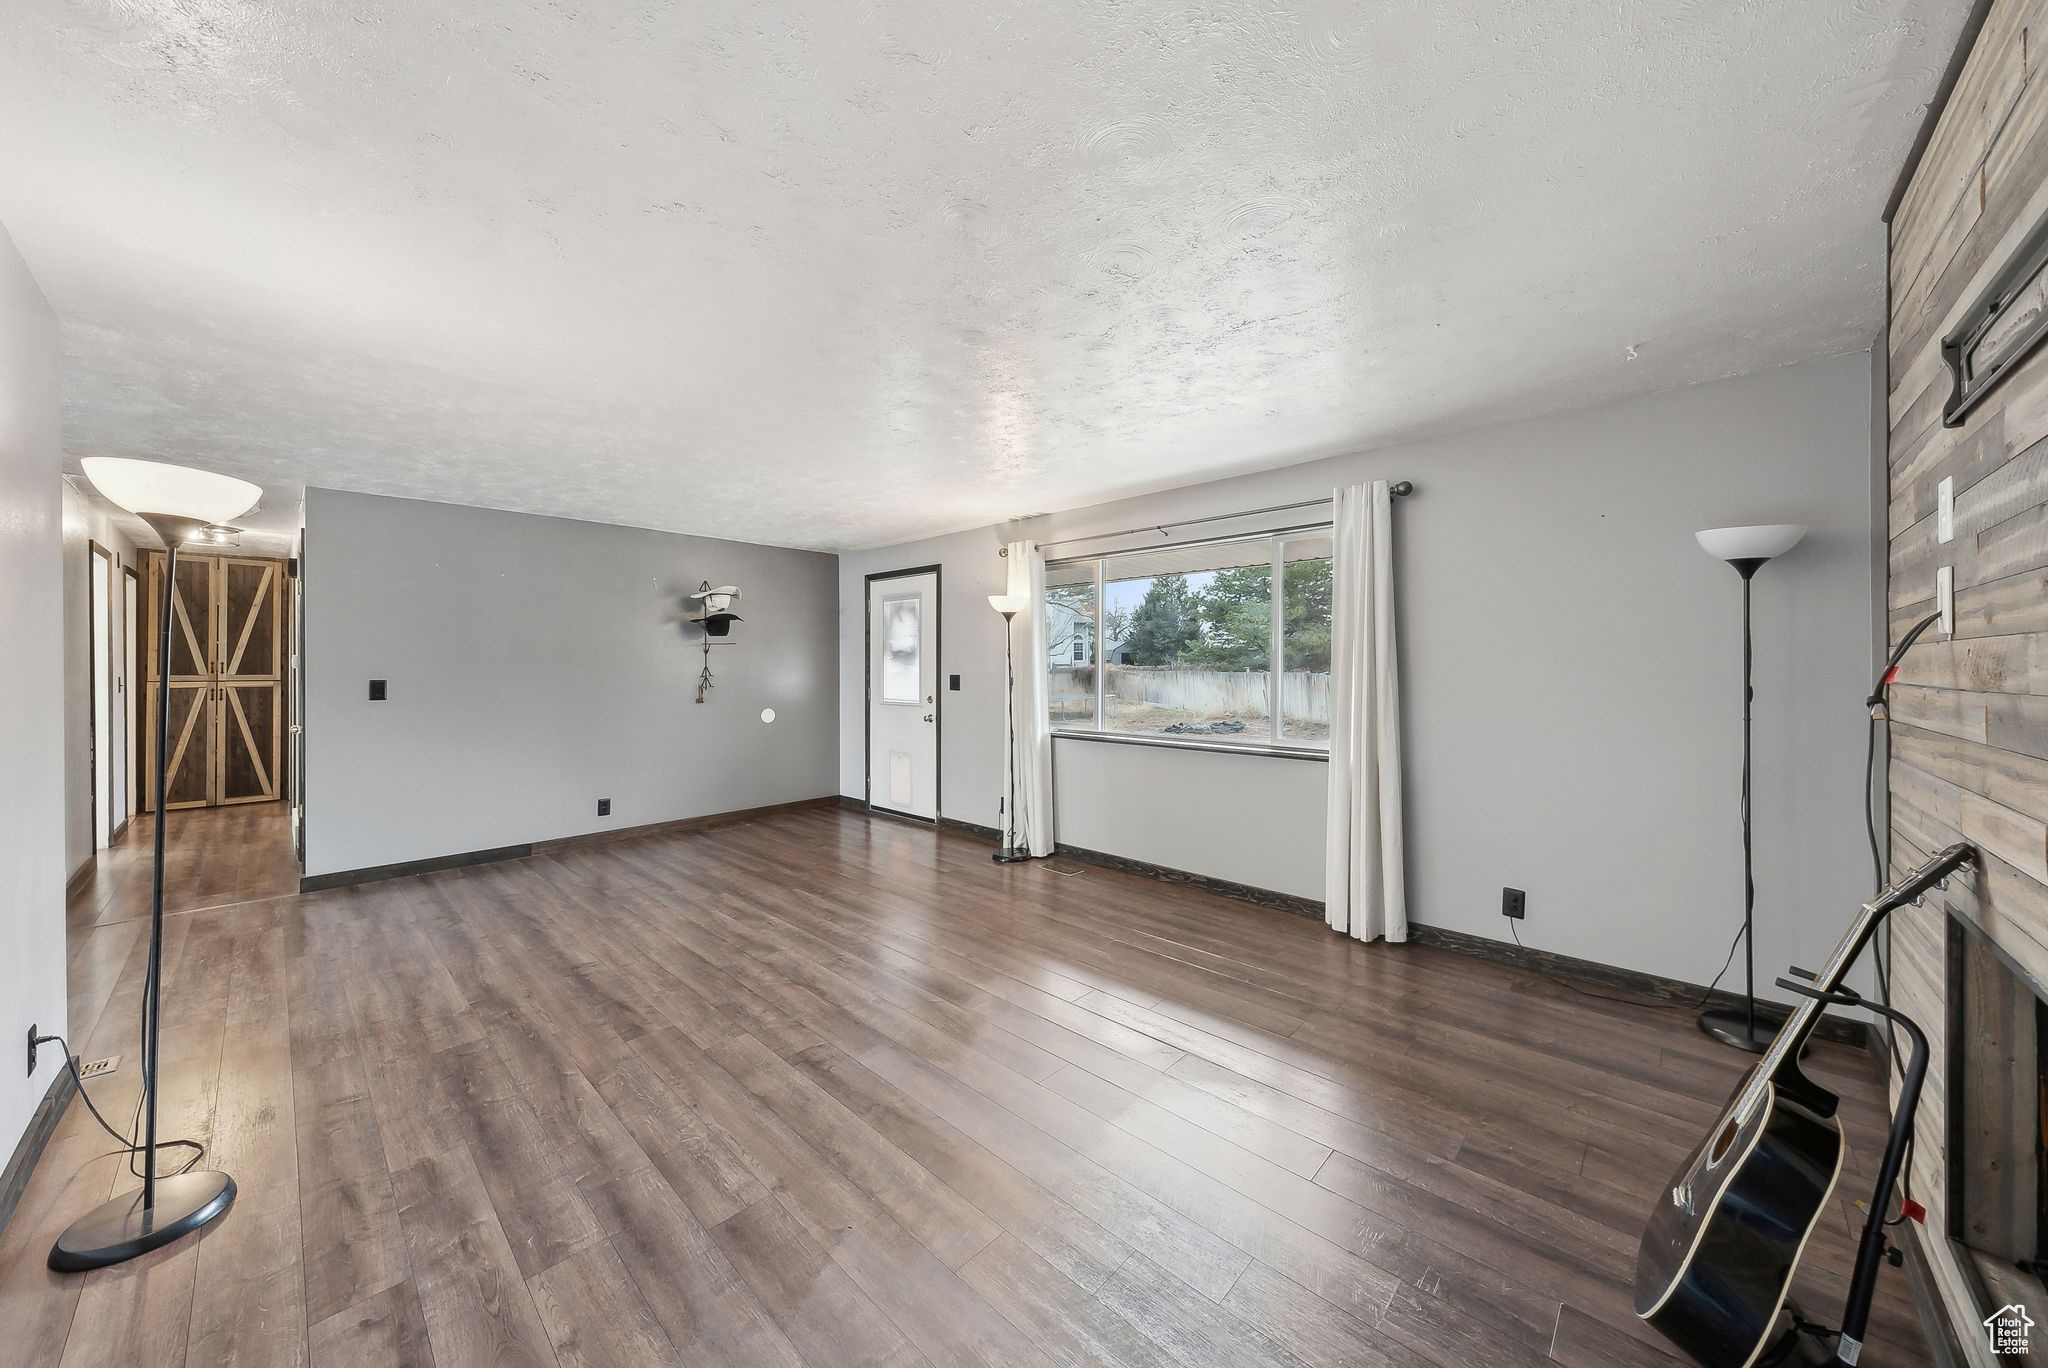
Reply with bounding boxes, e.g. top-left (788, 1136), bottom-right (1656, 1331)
top-left (0, 1), bottom-right (1964, 552)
